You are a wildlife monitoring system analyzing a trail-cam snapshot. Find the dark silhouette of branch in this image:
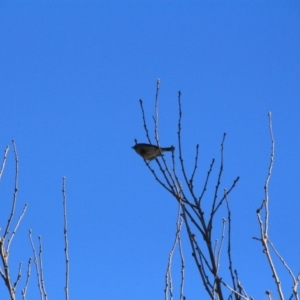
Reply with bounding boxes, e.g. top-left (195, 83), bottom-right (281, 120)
top-left (225, 190), bottom-right (239, 300)
top-left (154, 78), bottom-right (160, 142)
top-left (139, 99), bottom-right (152, 145)
top-left (198, 159), bottom-right (215, 204)
top-left (177, 91), bottom-right (198, 206)
top-left (189, 144), bottom-right (199, 190)
top-left (13, 262), bottom-right (22, 292)
top-left (4, 140), bottom-right (19, 240)
top-left (62, 176), bottom-right (70, 300)
top-left (210, 133), bottom-right (226, 218)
